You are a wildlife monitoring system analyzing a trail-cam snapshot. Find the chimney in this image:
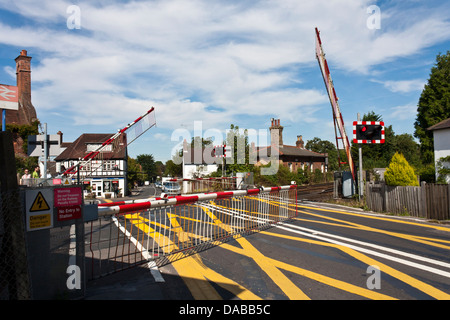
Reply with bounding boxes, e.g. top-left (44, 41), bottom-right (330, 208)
top-left (5, 49), bottom-right (37, 125)
top-left (16, 50), bottom-right (32, 106)
top-left (57, 131), bottom-right (63, 144)
top-left (269, 118), bottom-right (283, 148)
top-left (296, 135), bottom-right (304, 149)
